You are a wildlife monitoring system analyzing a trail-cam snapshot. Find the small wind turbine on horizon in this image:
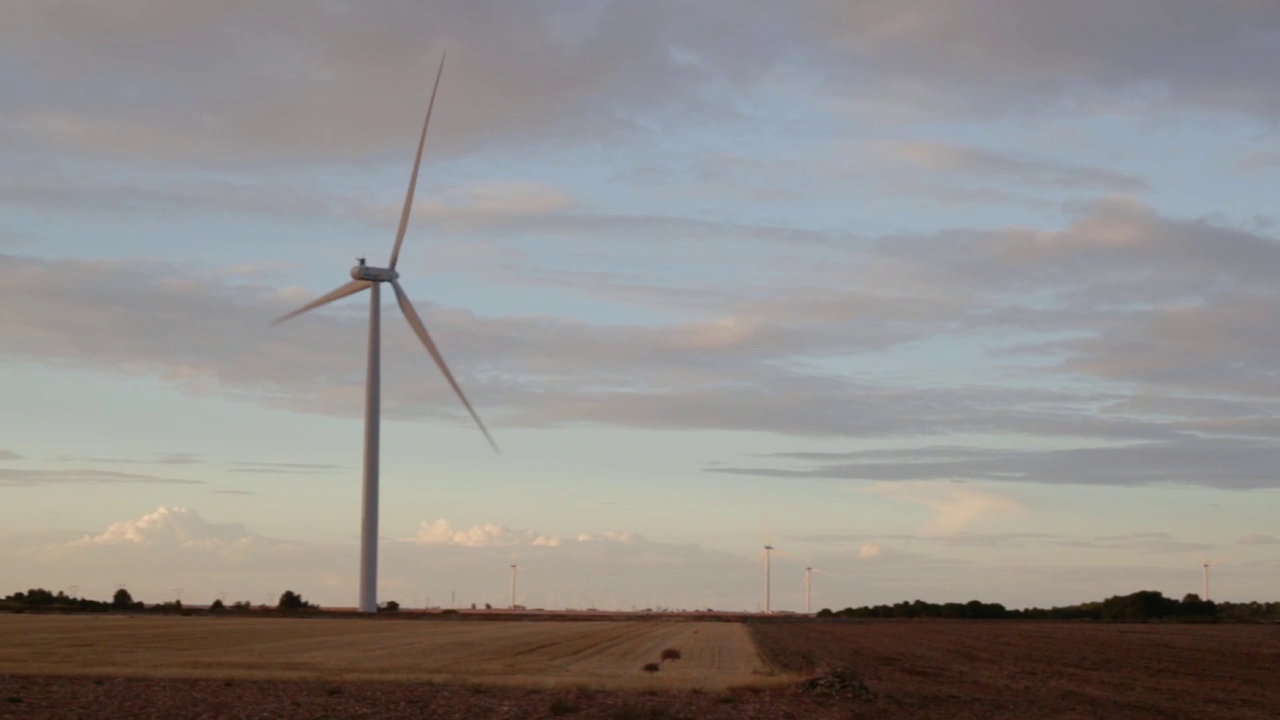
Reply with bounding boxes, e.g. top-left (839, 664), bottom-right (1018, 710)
top-left (803, 551), bottom-right (828, 615)
top-left (1196, 554), bottom-right (1221, 601)
top-left (271, 52), bottom-right (499, 614)
top-left (758, 524), bottom-right (790, 614)
top-left (509, 564), bottom-right (520, 610)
